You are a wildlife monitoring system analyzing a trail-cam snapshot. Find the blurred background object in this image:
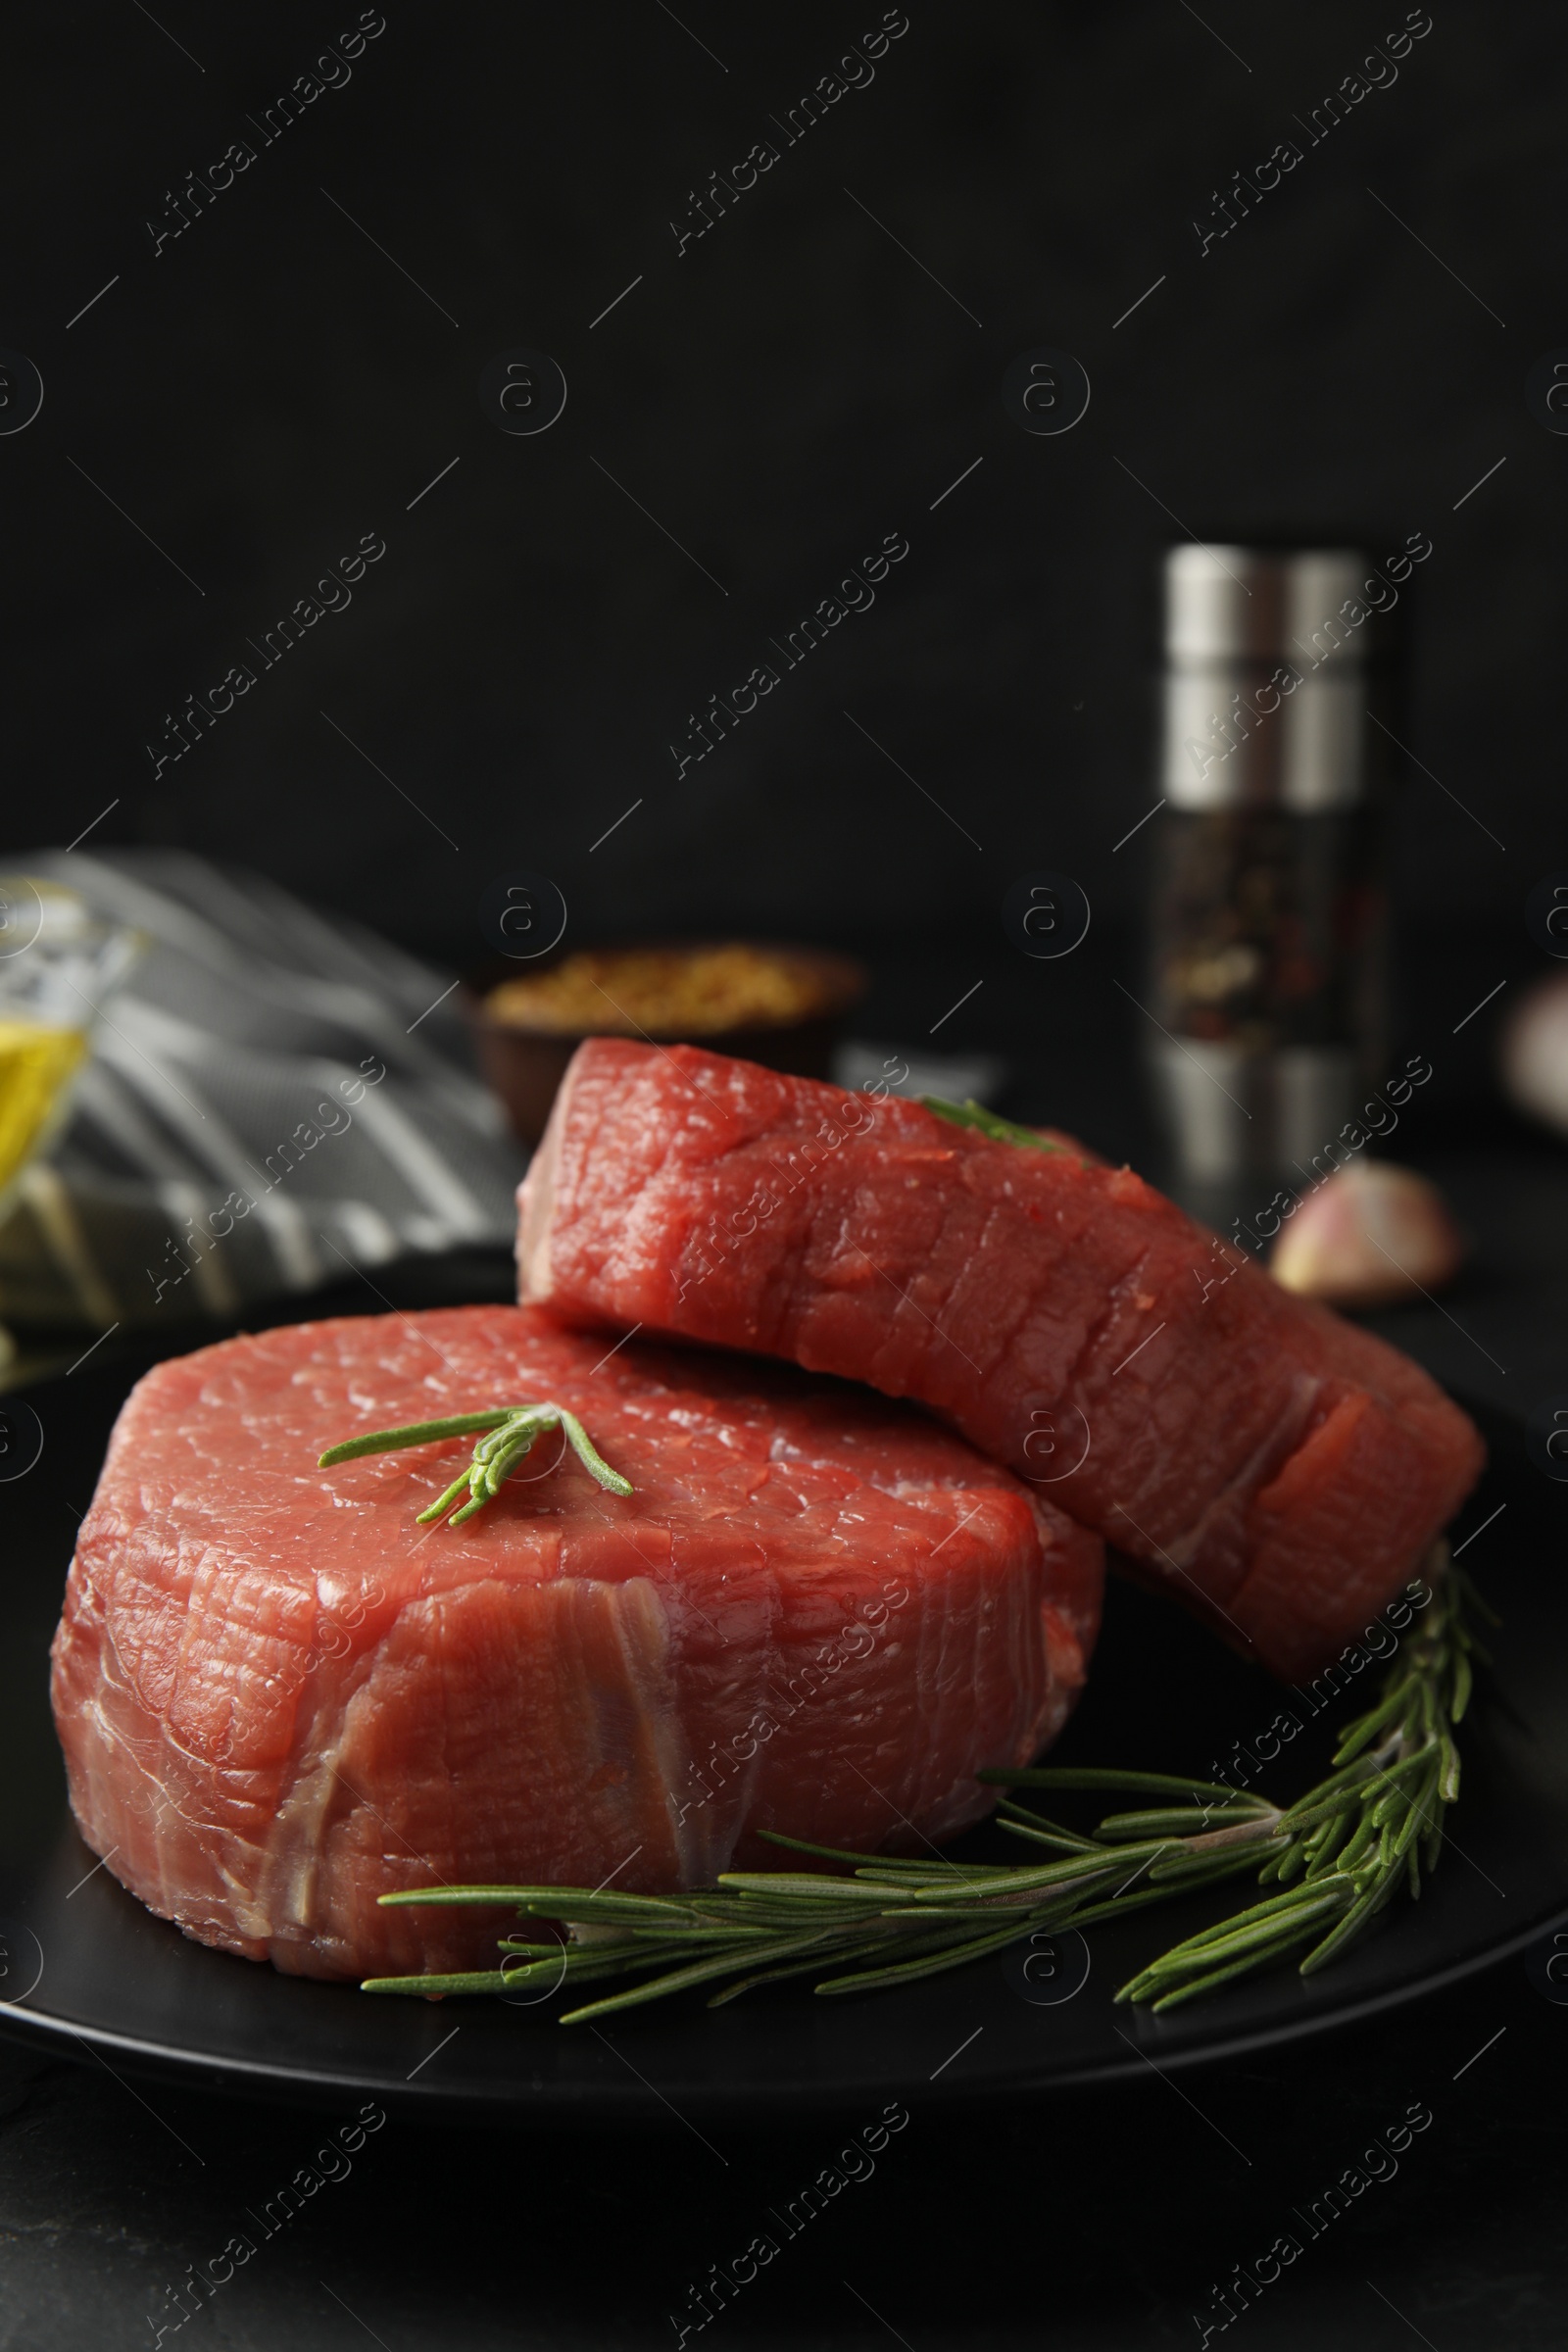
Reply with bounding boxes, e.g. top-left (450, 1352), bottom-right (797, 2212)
top-left (832, 1038), bottom-right (1008, 1106)
top-left (0, 878), bottom-right (140, 1207)
top-left (1269, 1157), bottom-right (1466, 1308)
top-left (1501, 970), bottom-right (1568, 1138)
top-left (0, 852), bottom-right (521, 1344)
top-left (1149, 544), bottom-right (1390, 1222)
top-left (469, 942), bottom-right (864, 1145)
top-left (0, 877), bottom-right (142, 1367)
